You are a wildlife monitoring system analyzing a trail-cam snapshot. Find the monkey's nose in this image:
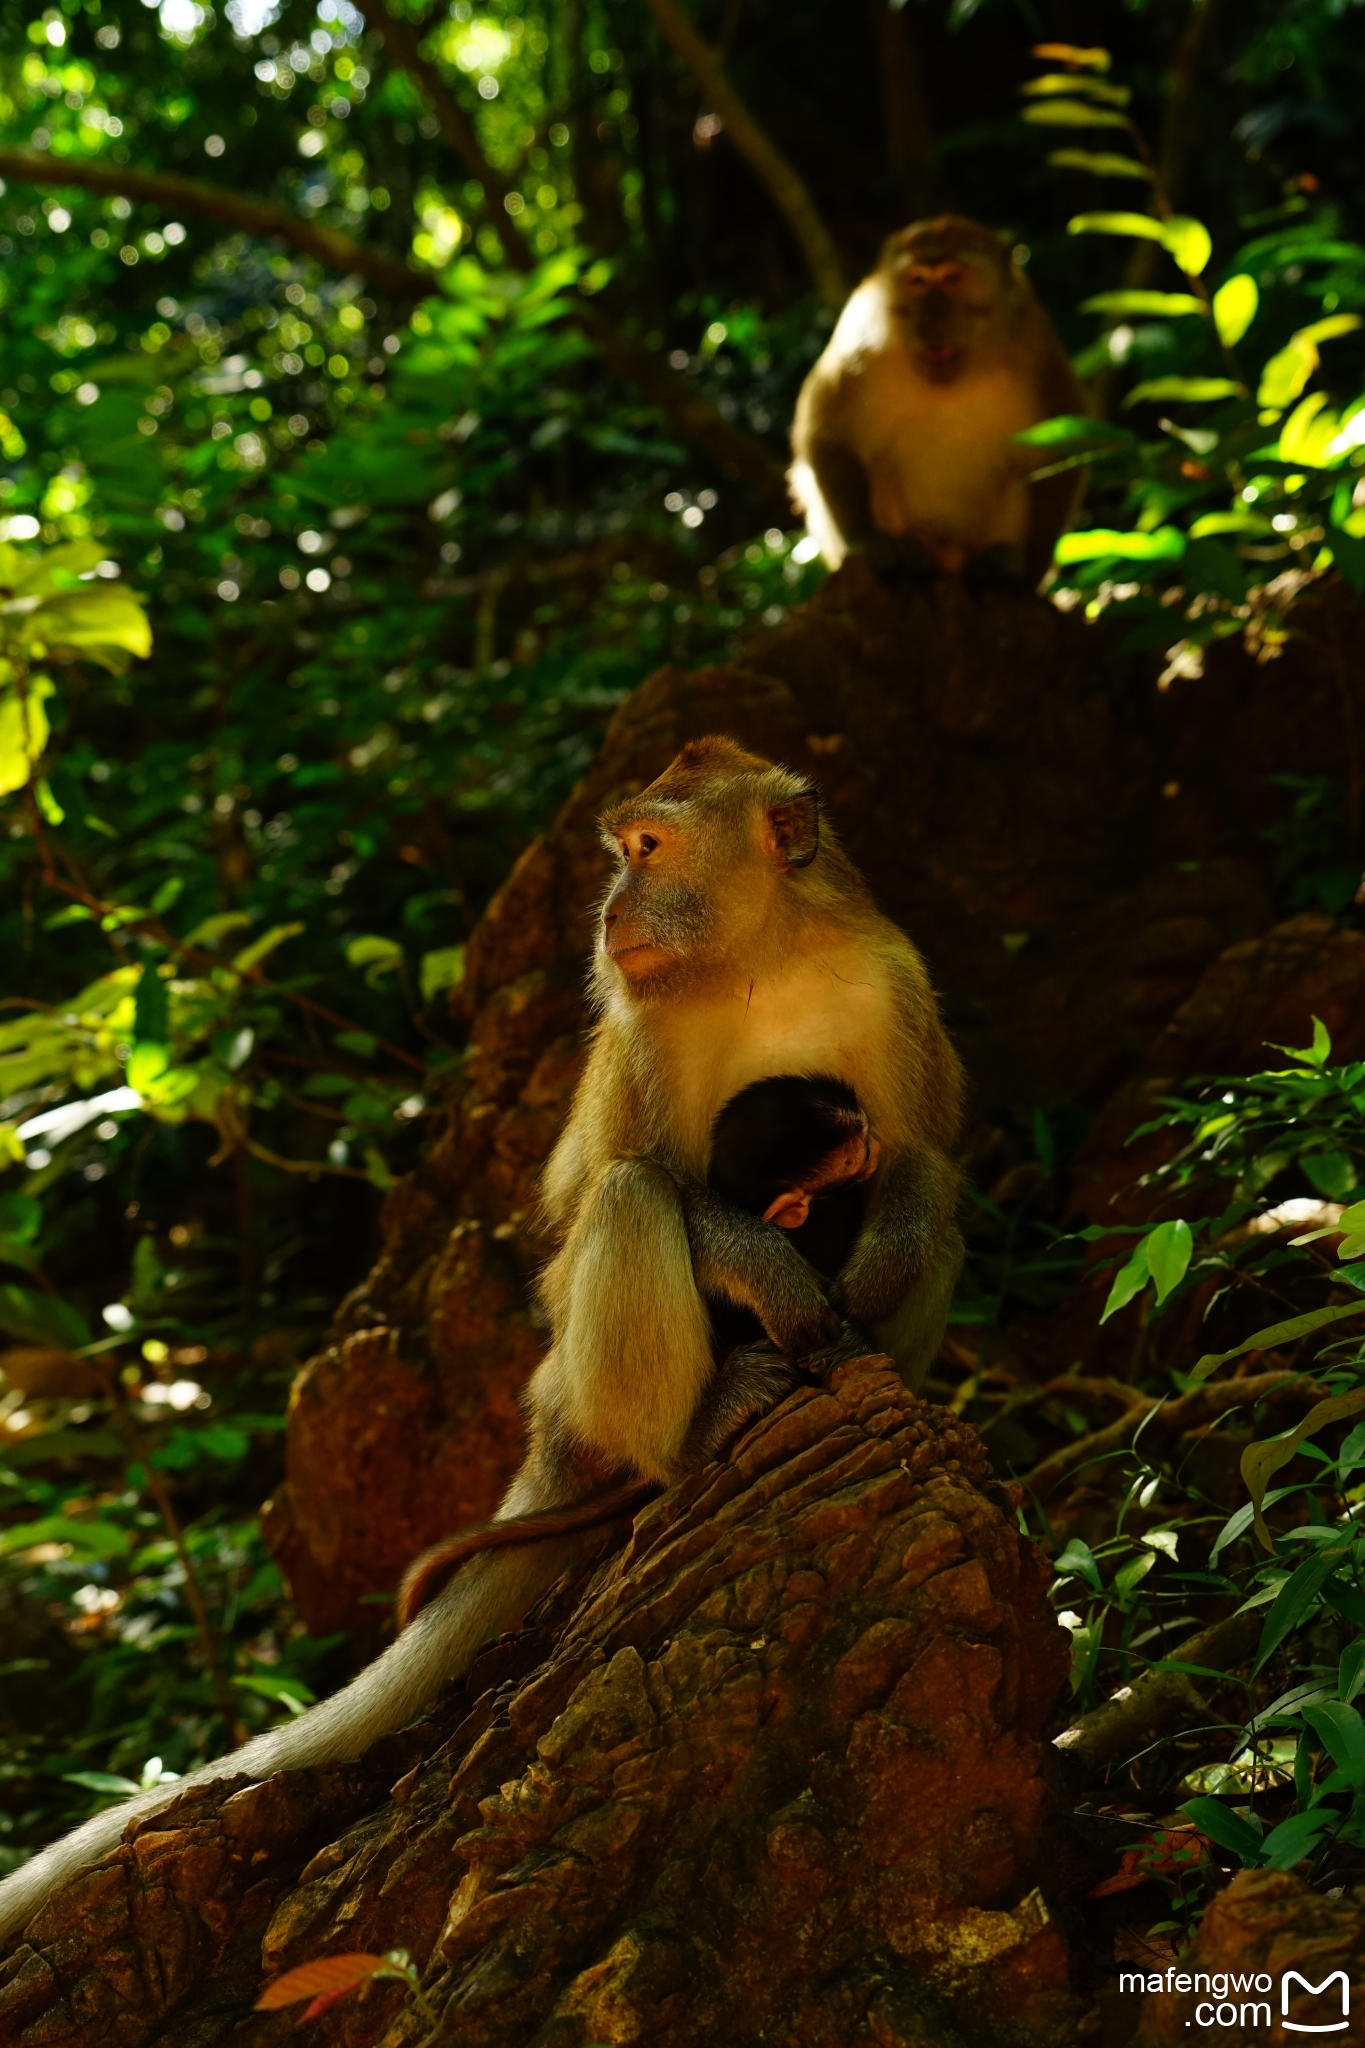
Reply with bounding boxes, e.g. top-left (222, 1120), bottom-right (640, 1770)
top-left (602, 909), bottom-right (618, 926)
